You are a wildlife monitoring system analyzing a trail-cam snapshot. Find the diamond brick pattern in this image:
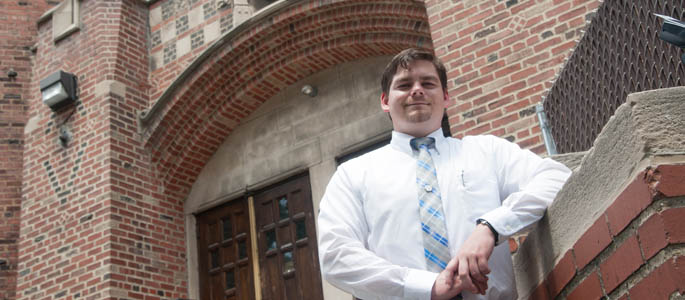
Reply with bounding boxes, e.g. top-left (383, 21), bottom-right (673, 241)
top-left (545, 1), bottom-right (685, 153)
top-left (151, 30), bottom-right (161, 48)
top-left (175, 0), bottom-right (189, 11)
top-left (220, 12), bottom-right (233, 34)
top-left (191, 30), bottom-right (204, 50)
top-left (163, 42), bottom-right (177, 64)
top-left (203, 1), bottom-right (216, 20)
top-left (176, 15), bottom-right (189, 35)
top-left (162, 0), bottom-right (175, 20)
